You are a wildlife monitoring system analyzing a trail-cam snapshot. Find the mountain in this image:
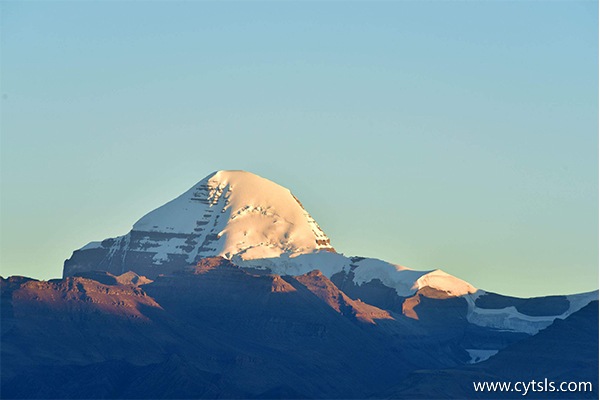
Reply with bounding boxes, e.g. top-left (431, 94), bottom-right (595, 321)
top-left (3, 259), bottom-right (597, 399)
top-left (2, 258), bottom-right (470, 399)
top-left (64, 170), bottom-right (333, 278)
top-left (379, 301), bottom-right (599, 399)
top-left (3, 170), bottom-right (597, 399)
top-left (64, 171), bottom-right (470, 295)
top-left (63, 170), bottom-right (595, 337)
